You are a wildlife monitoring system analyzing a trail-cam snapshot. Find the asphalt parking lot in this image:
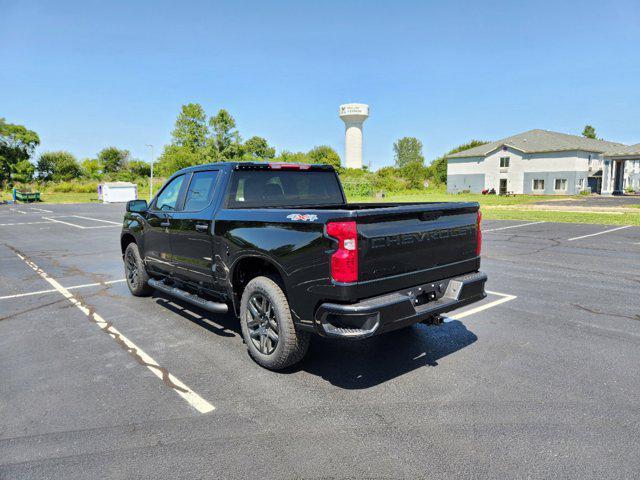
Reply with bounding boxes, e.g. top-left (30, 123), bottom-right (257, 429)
top-left (1, 203), bottom-right (639, 479)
